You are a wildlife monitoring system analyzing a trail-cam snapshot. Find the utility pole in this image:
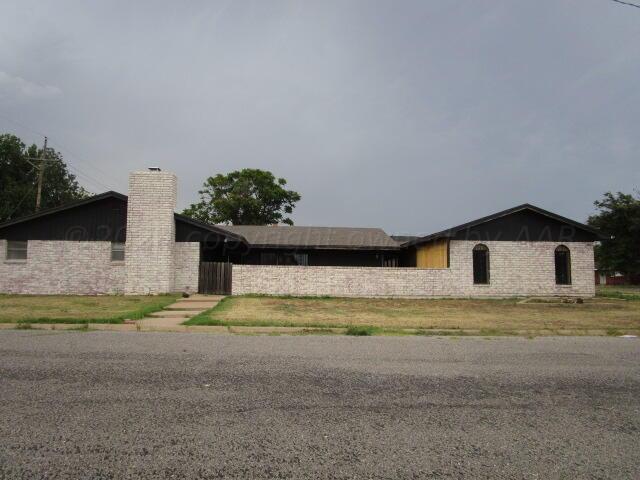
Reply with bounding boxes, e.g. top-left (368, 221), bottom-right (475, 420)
top-left (35, 136), bottom-right (48, 211)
